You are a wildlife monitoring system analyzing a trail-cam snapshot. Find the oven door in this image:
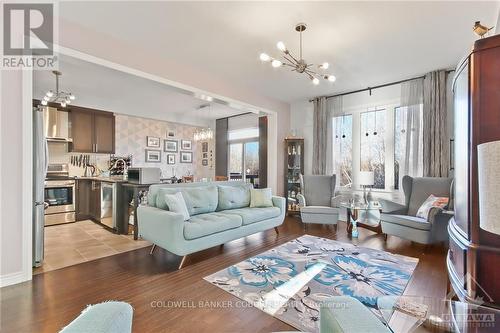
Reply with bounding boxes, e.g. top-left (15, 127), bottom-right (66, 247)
top-left (44, 180), bottom-right (75, 214)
